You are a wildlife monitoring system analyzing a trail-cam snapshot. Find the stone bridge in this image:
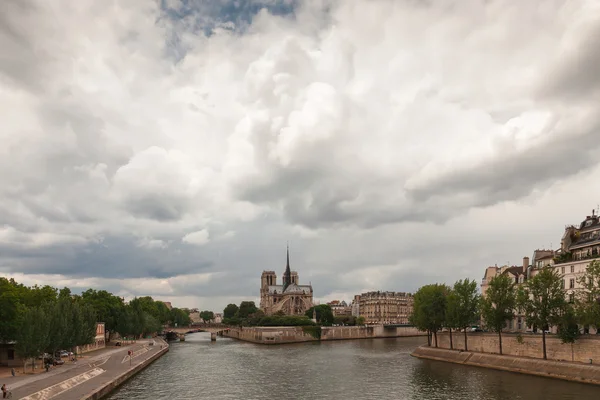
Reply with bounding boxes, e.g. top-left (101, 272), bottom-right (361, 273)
top-left (164, 324), bottom-right (233, 342)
